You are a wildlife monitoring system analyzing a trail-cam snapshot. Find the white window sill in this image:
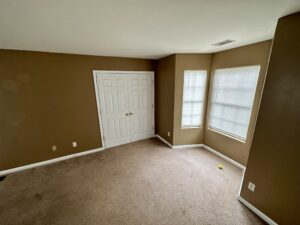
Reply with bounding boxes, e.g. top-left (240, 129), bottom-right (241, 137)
top-left (208, 127), bottom-right (246, 143)
top-left (181, 126), bottom-right (202, 129)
